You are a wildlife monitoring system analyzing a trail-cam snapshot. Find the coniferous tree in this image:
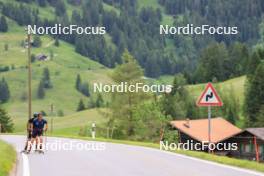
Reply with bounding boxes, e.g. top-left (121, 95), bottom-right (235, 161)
top-left (244, 63), bottom-right (264, 127)
top-left (32, 36), bottom-right (42, 47)
top-left (0, 107), bottom-right (13, 132)
top-left (77, 99), bottom-right (85, 111)
top-left (54, 38), bottom-right (60, 47)
top-left (109, 50), bottom-right (147, 136)
top-left (220, 87), bottom-right (239, 124)
top-left (80, 82), bottom-right (90, 97)
top-left (195, 43), bottom-right (228, 82)
top-left (75, 74), bottom-right (81, 91)
top-left (256, 106), bottom-right (264, 127)
top-left (226, 107), bottom-right (236, 125)
top-left (246, 51), bottom-right (261, 79)
top-left (37, 0), bottom-right (47, 7)
top-left (42, 67), bottom-right (52, 89)
top-left (55, 0), bottom-right (66, 16)
top-left (95, 93), bottom-right (104, 107)
top-left (160, 74), bottom-right (189, 119)
top-left (0, 16), bottom-right (8, 32)
top-left (228, 42), bottom-right (249, 77)
top-left (0, 78), bottom-right (10, 103)
top-left (37, 80), bottom-right (45, 99)
top-left (87, 96), bottom-right (95, 109)
top-left (4, 43), bottom-right (8, 51)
